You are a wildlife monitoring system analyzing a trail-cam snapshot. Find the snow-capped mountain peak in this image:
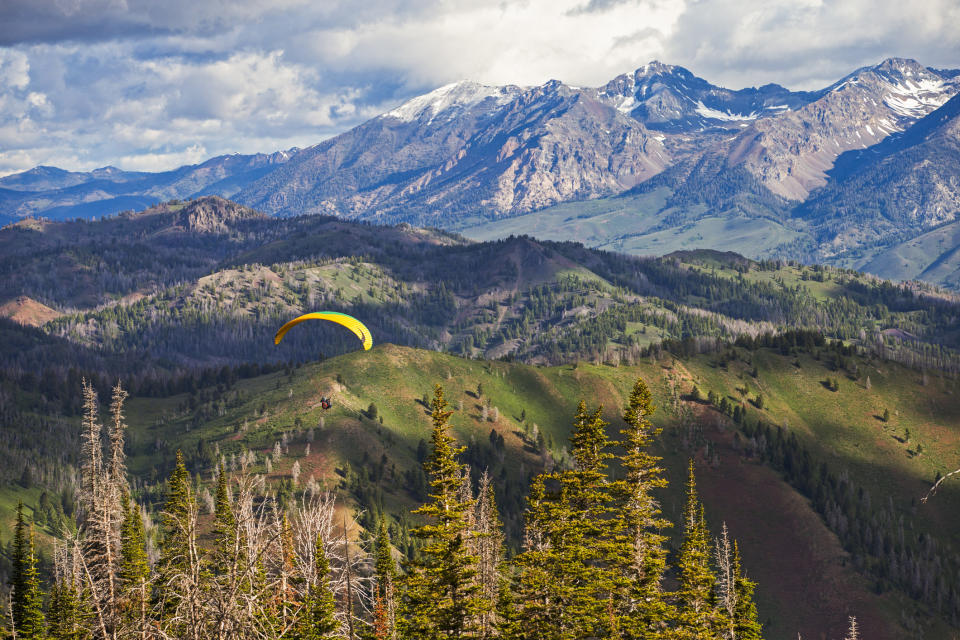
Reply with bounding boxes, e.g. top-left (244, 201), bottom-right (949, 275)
top-left (594, 61), bottom-right (816, 132)
top-left (829, 58), bottom-right (959, 122)
top-left (384, 81), bottom-right (521, 123)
